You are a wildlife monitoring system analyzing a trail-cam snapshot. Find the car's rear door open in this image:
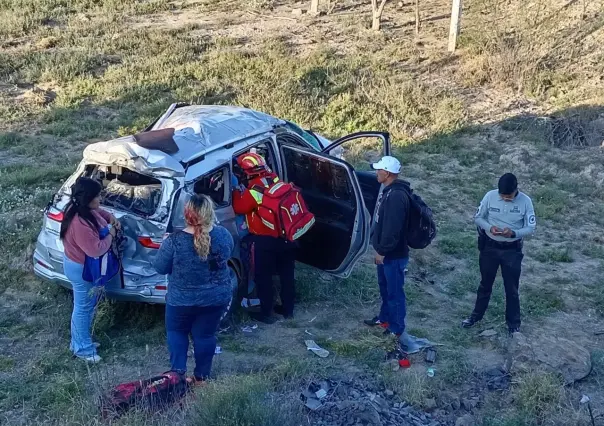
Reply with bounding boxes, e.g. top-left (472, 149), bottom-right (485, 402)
top-left (279, 145), bottom-right (371, 278)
